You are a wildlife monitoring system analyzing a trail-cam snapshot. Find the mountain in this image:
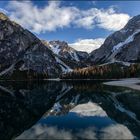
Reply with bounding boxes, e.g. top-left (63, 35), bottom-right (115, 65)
top-left (0, 12), bottom-right (75, 79)
top-left (42, 40), bottom-right (89, 69)
top-left (90, 15), bottom-right (140, 64)
top-left (62, 15), bottom-right (140, 79)
top-left (48, 40), bottom-right (89, 62)
top-left (1, 11), bottom-right (140, 80)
